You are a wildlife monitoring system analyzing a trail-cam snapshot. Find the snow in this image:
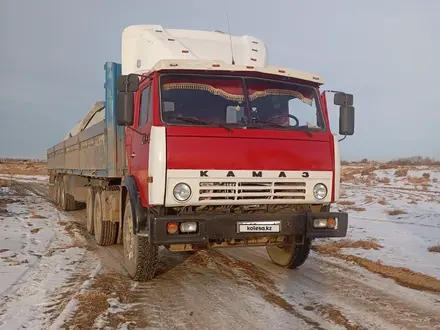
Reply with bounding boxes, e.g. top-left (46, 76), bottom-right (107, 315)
top-left (0, 174), bottom-right (48, 184)
top-left (0, 182), bottom-right (95, 329)
top-left (324, 165), bottom-right (440, 279)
